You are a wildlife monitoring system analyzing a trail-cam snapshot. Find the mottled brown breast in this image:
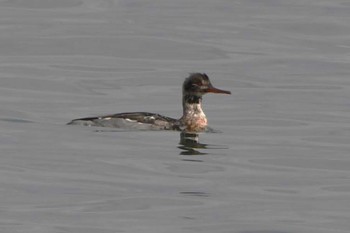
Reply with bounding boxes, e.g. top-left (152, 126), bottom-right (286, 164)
top-left (182, 115), bottom-right (208, 132)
